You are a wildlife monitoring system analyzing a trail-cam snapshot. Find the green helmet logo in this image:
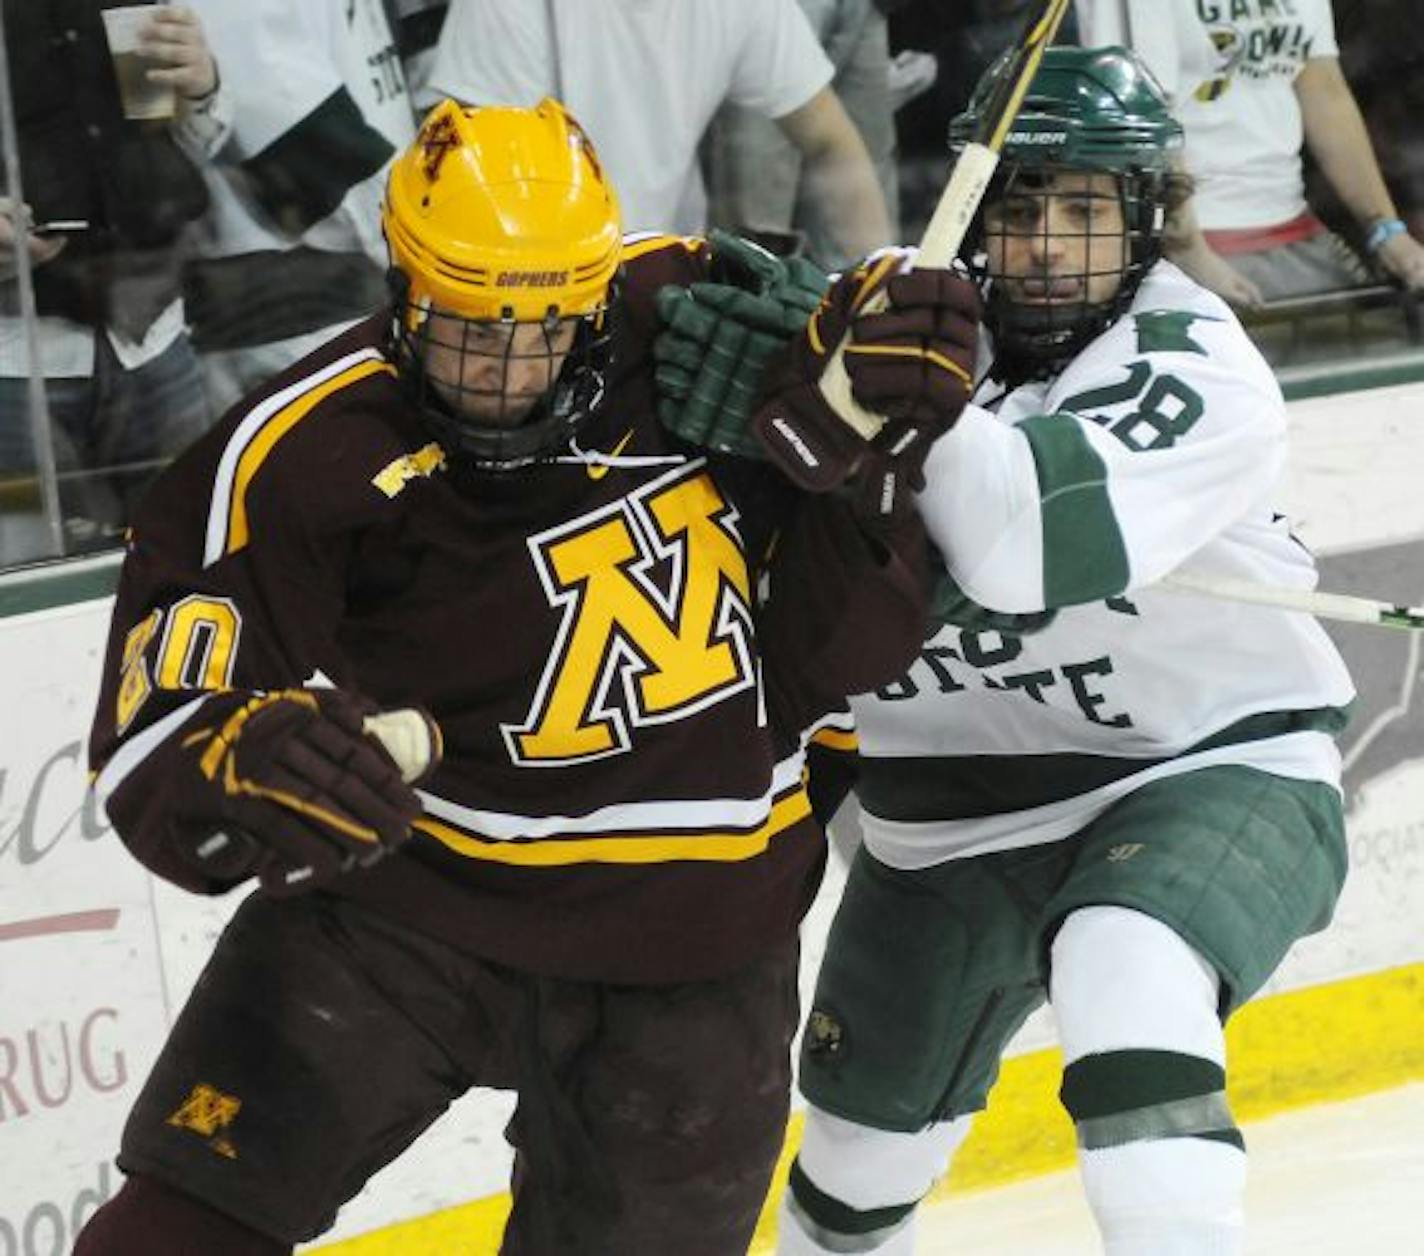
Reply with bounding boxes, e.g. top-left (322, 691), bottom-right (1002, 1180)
top-left (952, 45), bottom-right (1183, 173)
